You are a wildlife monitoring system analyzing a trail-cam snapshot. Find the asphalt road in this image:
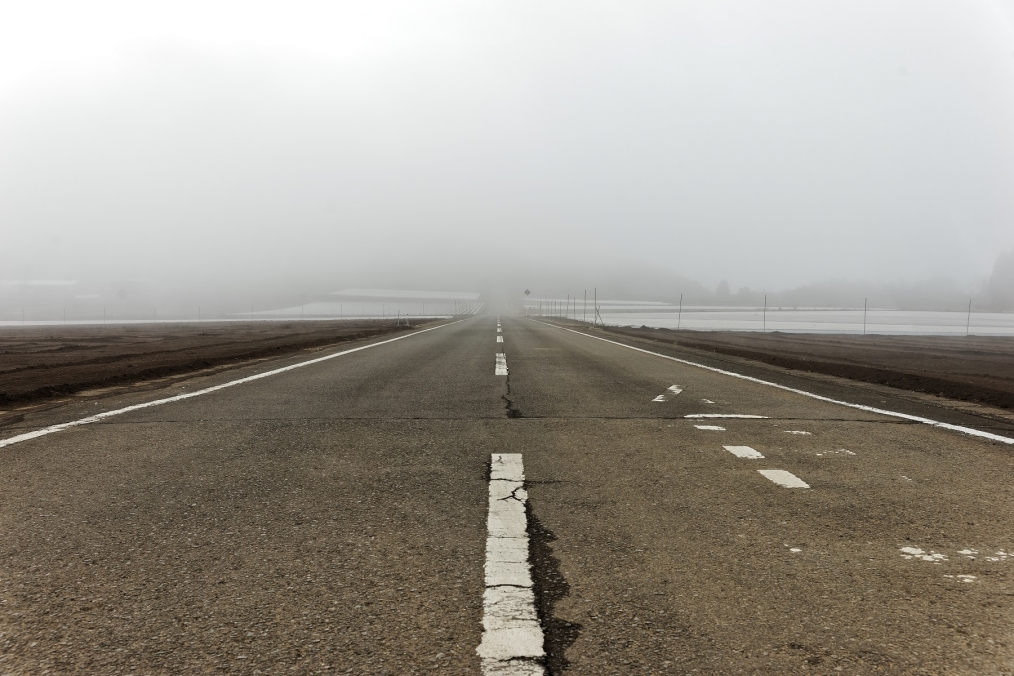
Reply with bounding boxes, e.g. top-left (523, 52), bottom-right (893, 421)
top-left (2, 316), bottom-right (1014, 675)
